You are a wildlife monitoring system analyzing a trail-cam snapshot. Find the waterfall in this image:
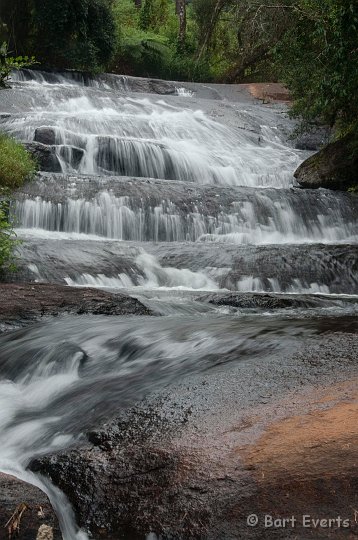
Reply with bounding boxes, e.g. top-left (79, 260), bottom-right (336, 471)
top-left (0, 68), bottom-right (357, 540)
